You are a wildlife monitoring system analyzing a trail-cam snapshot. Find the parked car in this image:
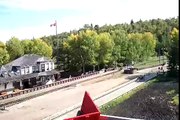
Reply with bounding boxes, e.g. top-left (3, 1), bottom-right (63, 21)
top-left (124, 67), bottom-right (138, 74)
